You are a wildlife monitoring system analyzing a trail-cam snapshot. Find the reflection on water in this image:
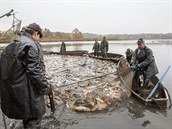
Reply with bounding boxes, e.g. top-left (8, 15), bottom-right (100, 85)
top-left (127, 99), bottom-right (146, 119)
top-left (126, 97), bottom-right (171, 128)
top-left (127, 97), bottom-right (168, 117)
top-left (42, 43), bottom-right (87, 52)
top-left (141, 120), bottom-right (151, 127)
